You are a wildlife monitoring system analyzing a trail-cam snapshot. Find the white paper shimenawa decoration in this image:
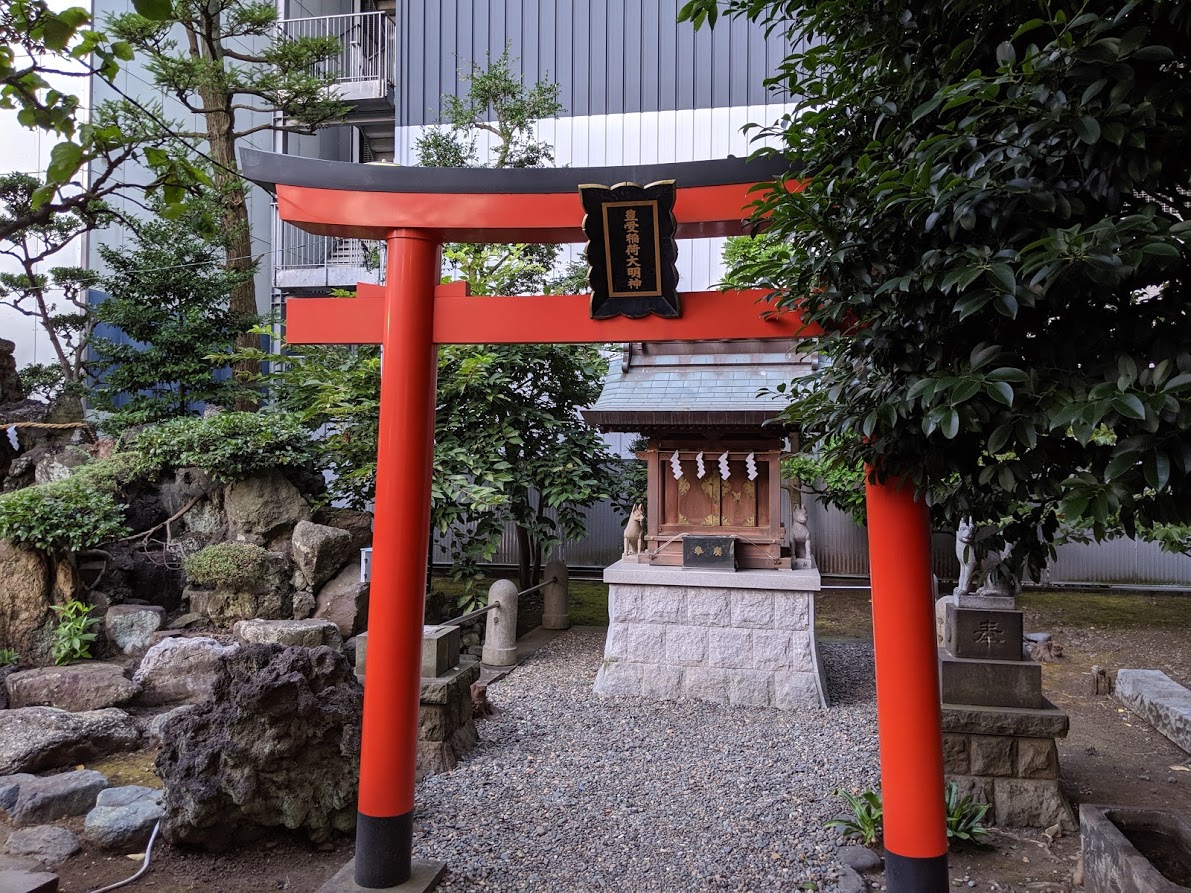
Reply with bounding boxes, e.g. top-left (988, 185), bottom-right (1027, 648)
top-left (670, 450), bottom-right (683, 480)
top-left (745, 452), bottom-right (758, 480)
top-left (695, 451), bottom-right (706, 479)
top-left (718, 451), bottom-right (731, 480)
